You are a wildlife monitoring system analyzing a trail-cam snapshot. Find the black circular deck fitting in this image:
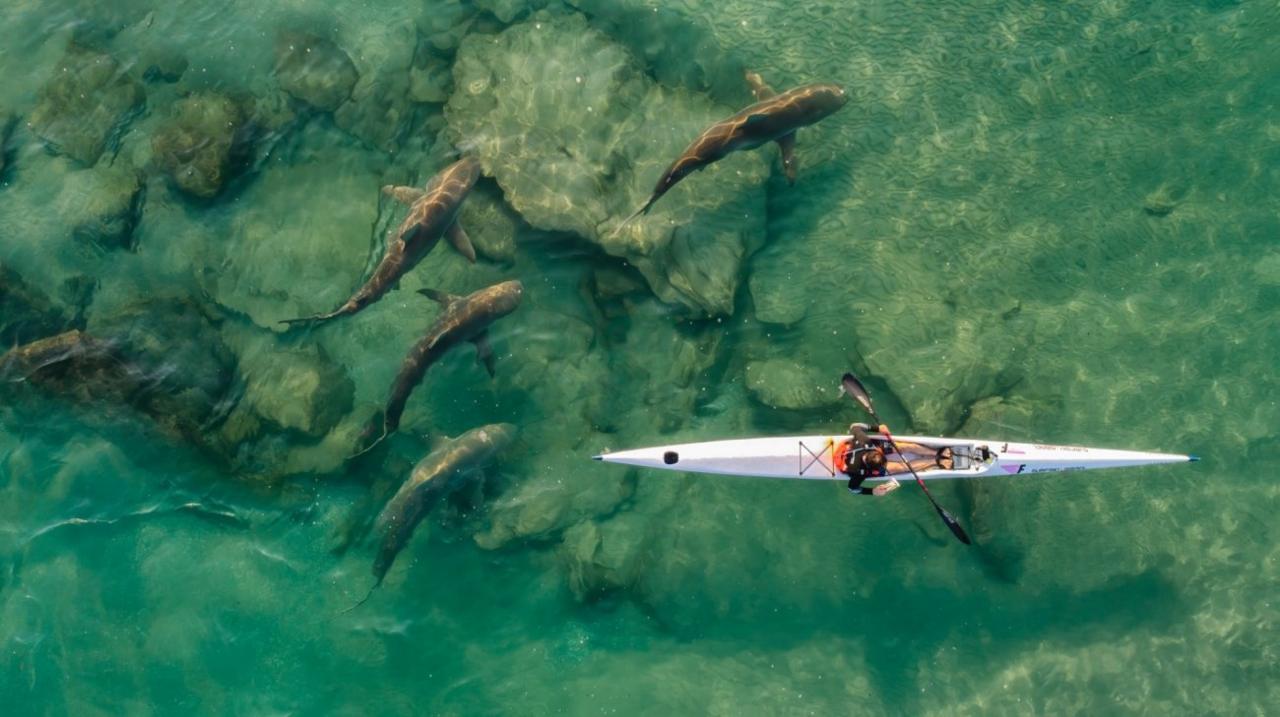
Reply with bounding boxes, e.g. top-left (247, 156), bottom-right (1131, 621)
top-left (663, 451), bottom-right (679, 465)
